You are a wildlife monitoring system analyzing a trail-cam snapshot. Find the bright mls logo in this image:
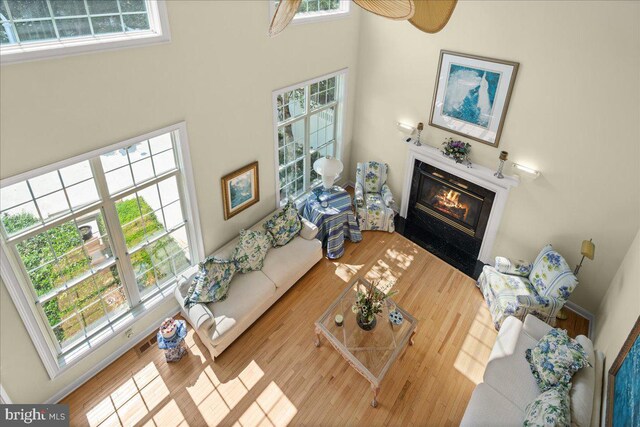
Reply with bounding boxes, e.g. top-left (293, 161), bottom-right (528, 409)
top-left (1, 405), bottom-right (69, 426)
